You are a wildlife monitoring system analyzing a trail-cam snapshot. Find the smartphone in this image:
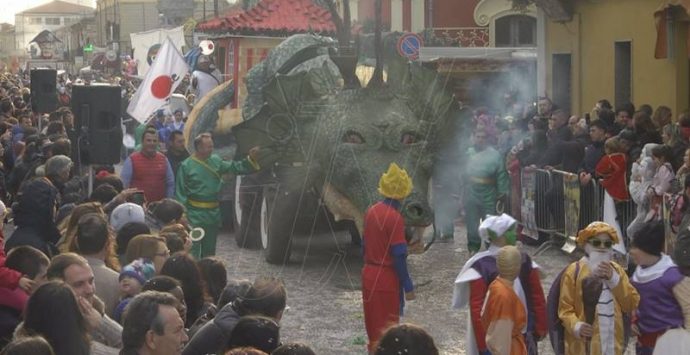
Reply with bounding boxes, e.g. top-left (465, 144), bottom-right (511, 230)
top-left (129, 191), bottom-right (146, 206)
